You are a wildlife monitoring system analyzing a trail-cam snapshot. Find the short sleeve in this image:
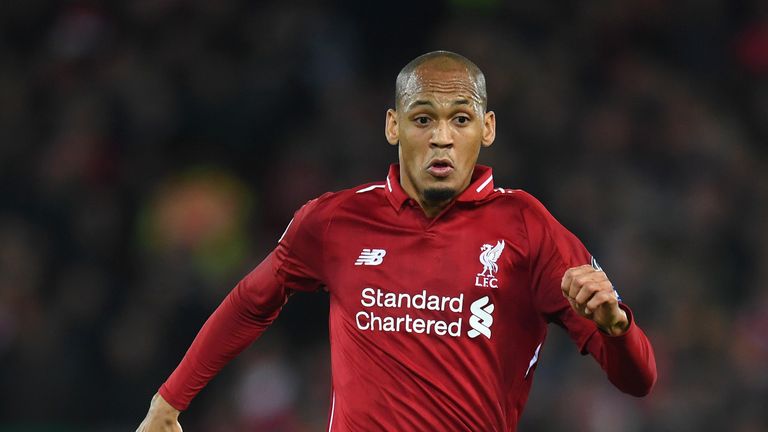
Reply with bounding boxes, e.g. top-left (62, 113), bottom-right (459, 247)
top-left (521, 193), bottom-right (599, 351)
top-left (272, 194), bottom-right (333, 293)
